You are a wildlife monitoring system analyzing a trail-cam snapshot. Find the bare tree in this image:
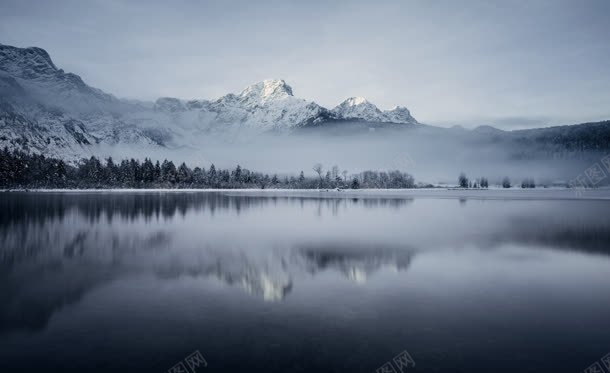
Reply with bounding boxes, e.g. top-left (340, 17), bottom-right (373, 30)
top-left (313, 163), bottom-right (323, 188)
top-left (331, 165), bottom-right (339, 180)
